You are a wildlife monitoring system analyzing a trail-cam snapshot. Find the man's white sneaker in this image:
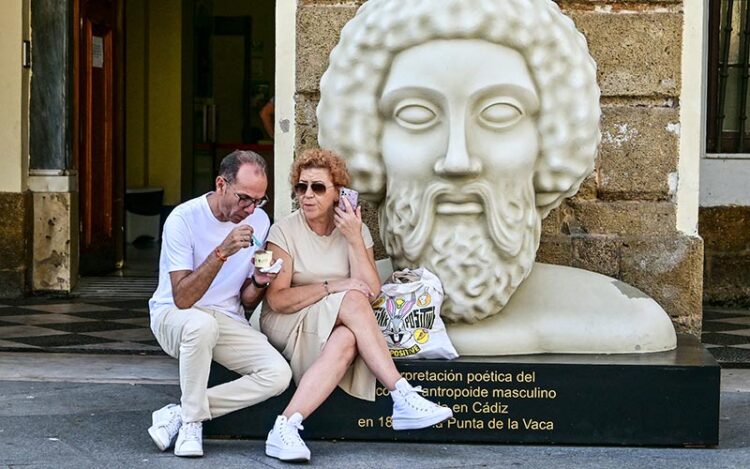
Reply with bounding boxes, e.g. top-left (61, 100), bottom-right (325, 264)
top-left (391, 378), bottom-right (453, 430)
top-left (174, 421), bottom-right (203, 457)
top-left (147, 403), bottom-right (181, 451)
top-left (265, 413), bottom-right (311, 462)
